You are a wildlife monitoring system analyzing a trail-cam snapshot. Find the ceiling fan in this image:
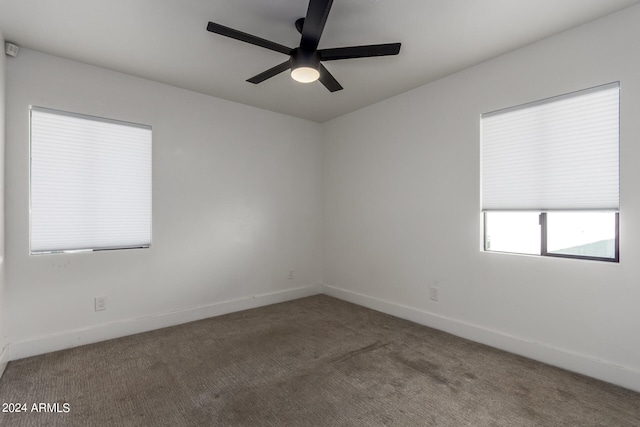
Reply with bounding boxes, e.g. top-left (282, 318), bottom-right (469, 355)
top-left (206, 0), bottom-right (401, 92)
